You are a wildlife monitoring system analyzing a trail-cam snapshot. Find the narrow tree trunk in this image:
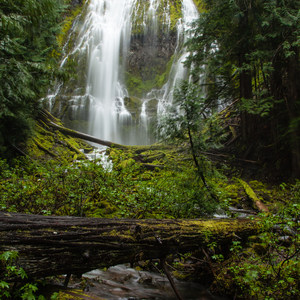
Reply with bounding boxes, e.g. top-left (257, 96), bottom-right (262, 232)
top-left (287, 52), bottom-right (300, 177)
top-left (0, 212), bottom-right (259, 281)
